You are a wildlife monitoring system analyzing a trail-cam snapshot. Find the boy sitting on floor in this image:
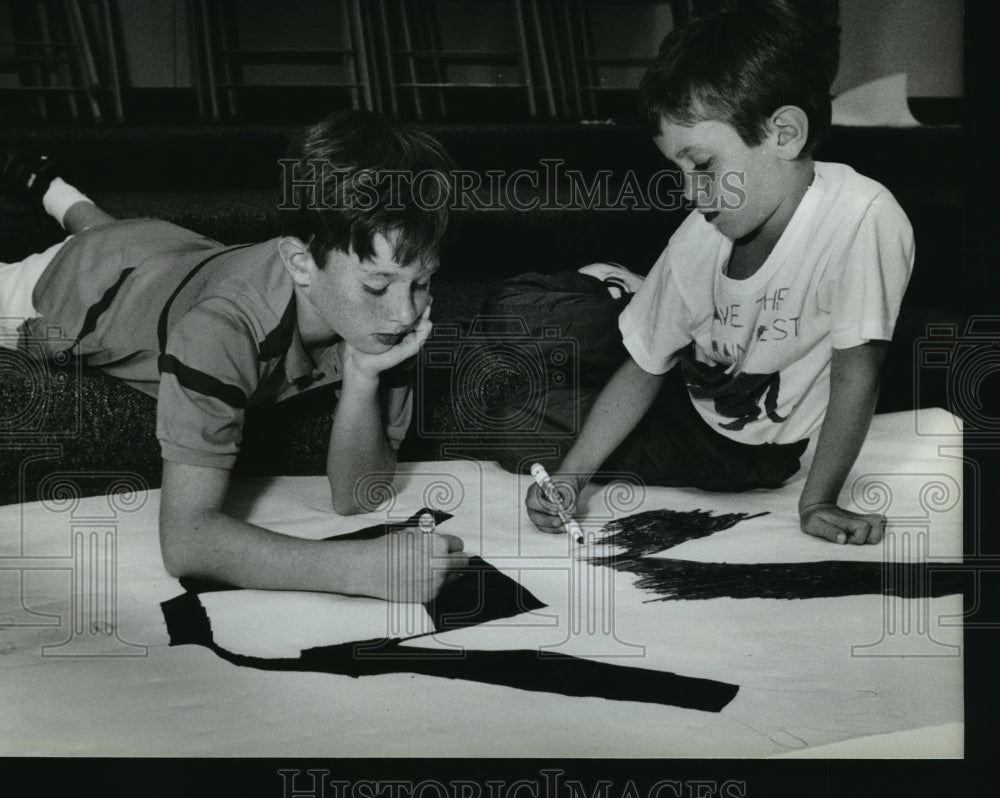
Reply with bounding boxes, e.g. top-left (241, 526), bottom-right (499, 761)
top-left (1, 111), bottom-right (467, 601)
top-left (524, 1), bottom-right (914, 545)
